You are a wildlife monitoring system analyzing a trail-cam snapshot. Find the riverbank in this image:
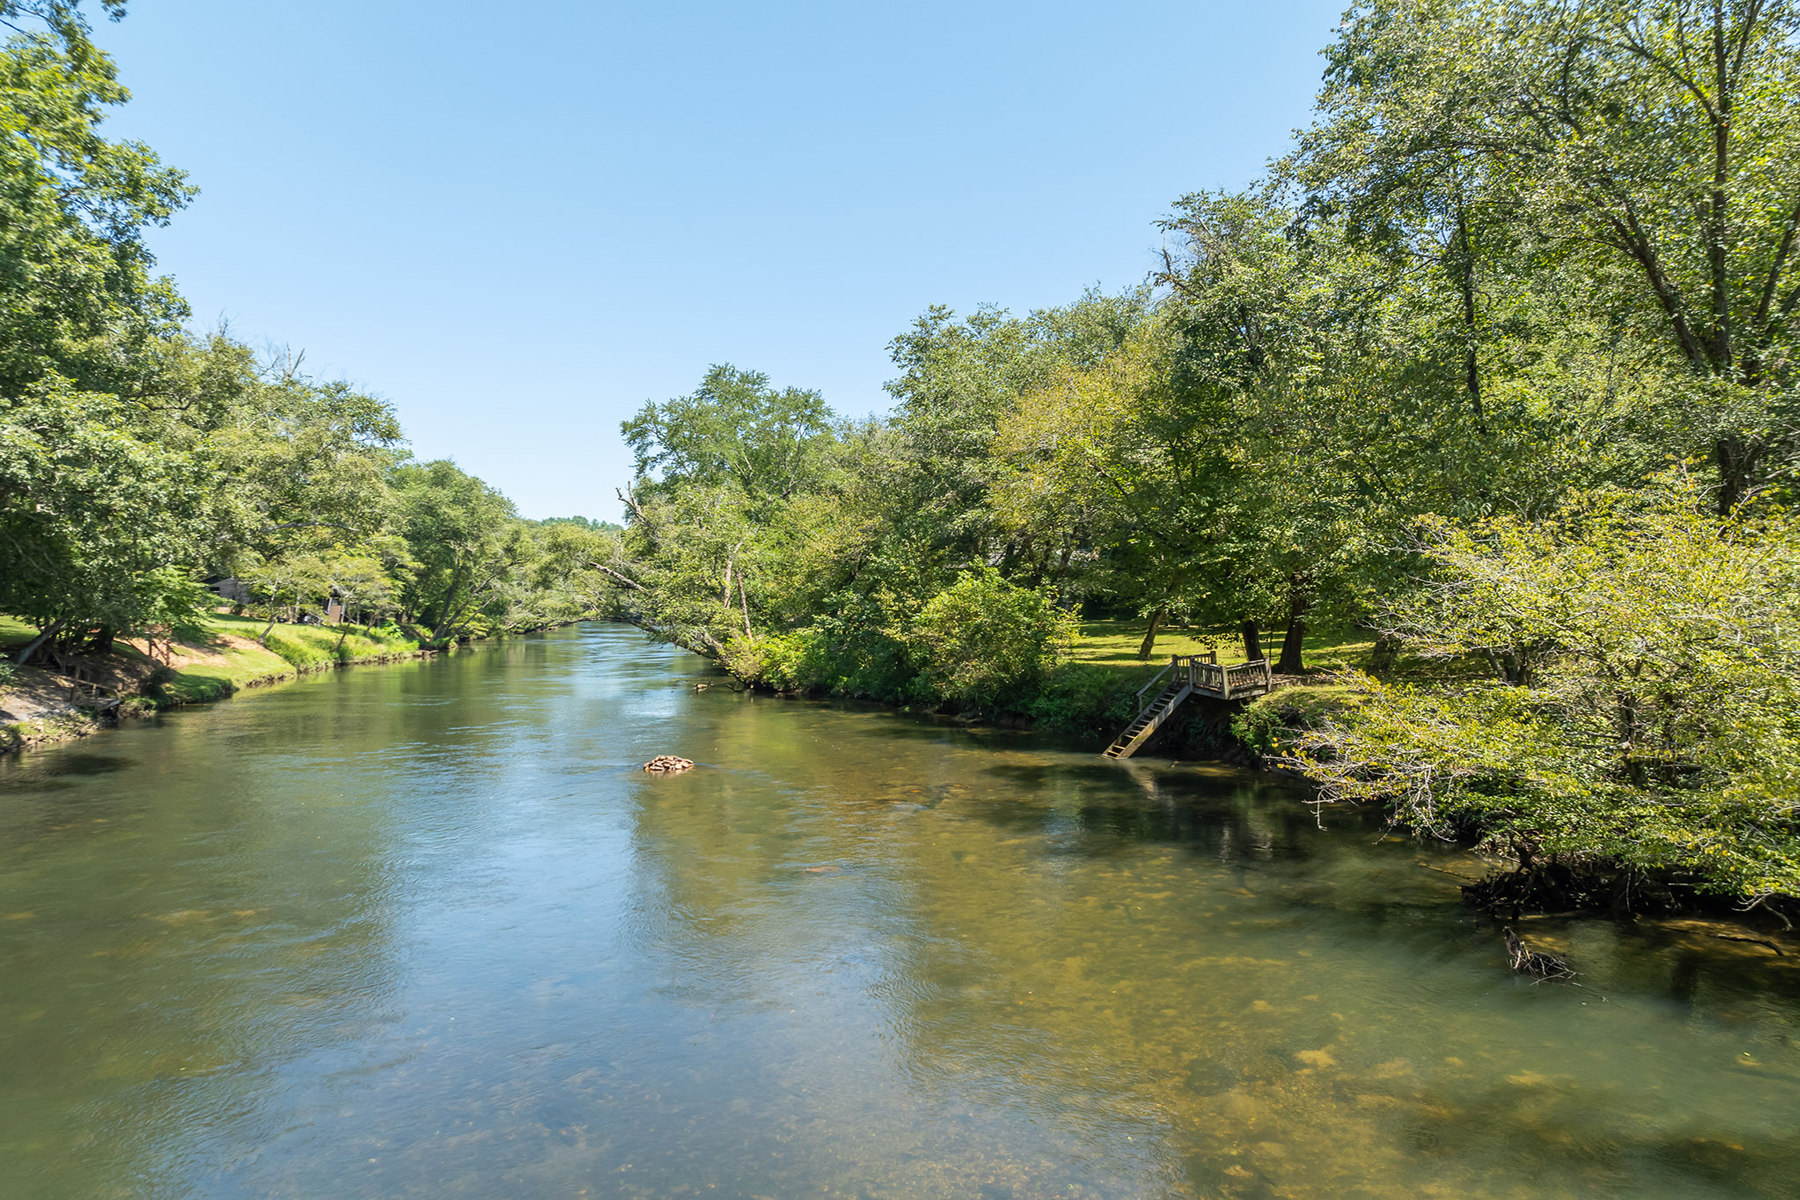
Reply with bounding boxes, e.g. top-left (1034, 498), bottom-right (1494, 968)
top-left (0, 614), bottom-right (426, 755)
top-left (741, 618), bottom-right (1800, 931)
top-left (858, 618), bottom-right (1370, 761)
